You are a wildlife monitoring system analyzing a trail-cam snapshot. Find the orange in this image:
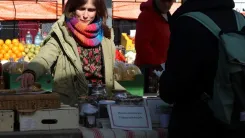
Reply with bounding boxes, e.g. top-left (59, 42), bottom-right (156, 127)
top-left (13, 49), bottom-right (20, 55)
top-left (0, 49), bottom-right (6, 54)
top-left (12, 46), bottom-right (18, 52)
top-left (4, 53), bottom-right (10, 60)
top-left (0, 39), bottom-right (4, 46)
top-left (16, 52), bottom-right (22, 58)
top-left (2, 45), bottom-right (9, 52)
top-left (2, 44), bottom-right (7, 48)
top-left (11, 53), bottom-right (17, 59)
top-left (18, 45), bottom-right (24, 52)
top-left (12, 39), bottom-right (19, 45)
top-left (8, 50), bottom-right (12, 54)
top-left (5, 39), bottom-right (11, 46)
top-left (8, 44), bottom-right (13, 49)
top-left (18, 43), bottom-right (24, 47)
top-left (0, 53), bottom-right (3, 60)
